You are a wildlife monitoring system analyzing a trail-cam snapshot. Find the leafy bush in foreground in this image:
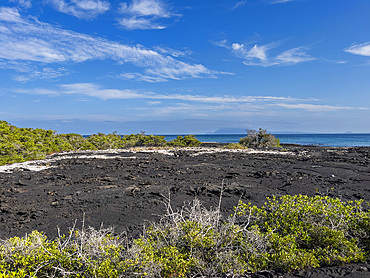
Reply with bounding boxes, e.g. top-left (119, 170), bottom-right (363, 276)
top-left (1, 195), bottom-right (369, 277)
top-left (0, 227), bottom-right (125, 277)
top-left (235, 195), bottom-right (369, 272)
top-left (239, 128), bottom-right (280, 148)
